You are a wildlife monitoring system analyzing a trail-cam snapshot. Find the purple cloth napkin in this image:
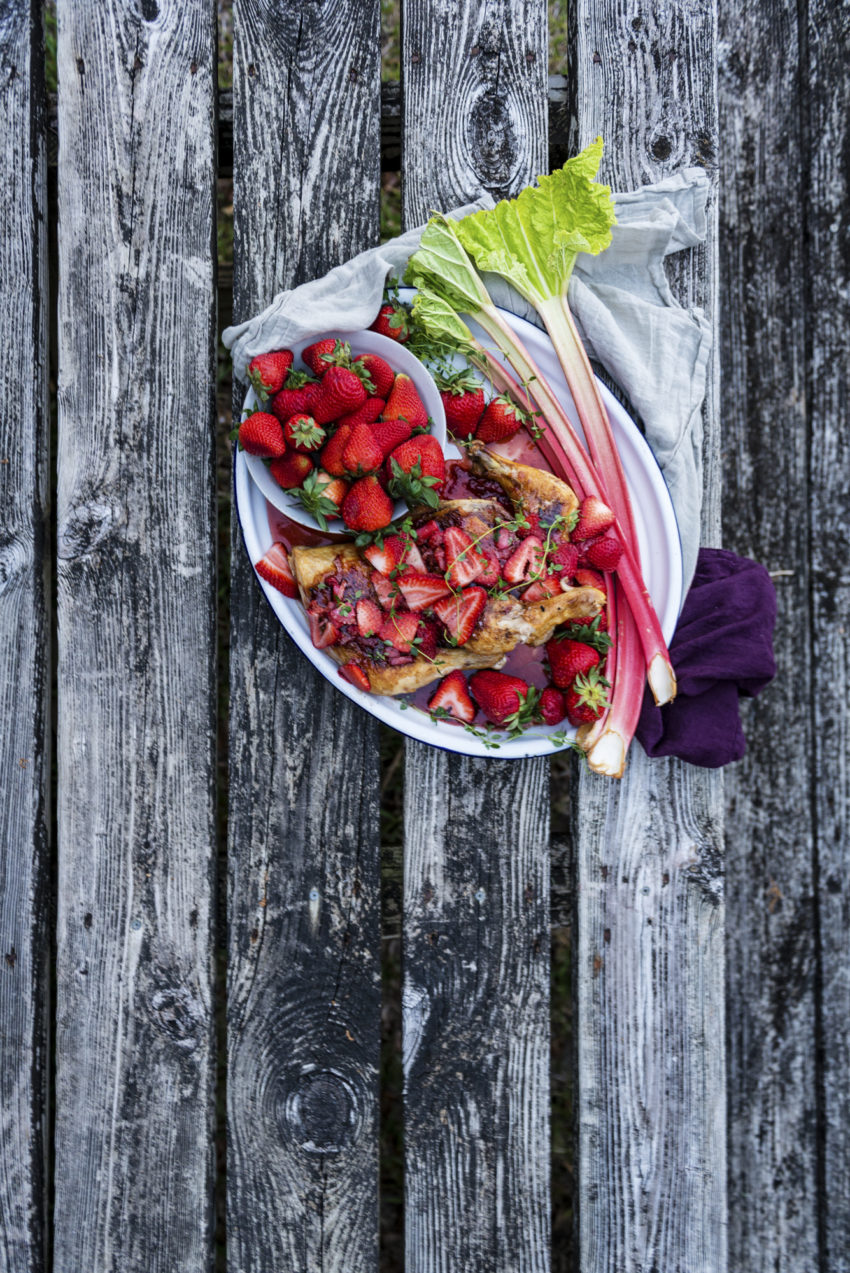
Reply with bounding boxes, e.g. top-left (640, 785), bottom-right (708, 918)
top-left (635, 548), bottom-right (777, 767)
